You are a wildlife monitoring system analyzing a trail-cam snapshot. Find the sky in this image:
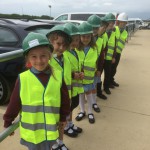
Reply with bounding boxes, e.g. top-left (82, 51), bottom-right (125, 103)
top-left (0, 0), bottom-right (150, 20)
